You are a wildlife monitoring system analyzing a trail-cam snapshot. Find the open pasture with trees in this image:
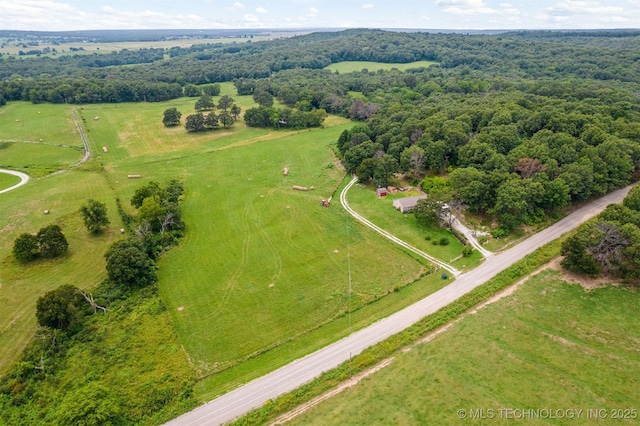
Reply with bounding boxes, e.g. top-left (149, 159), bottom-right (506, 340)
top-left (289, 269), bottom-right (640, 425)
top-left (324, 60), bottom-right (438, 73)
top-left (0, 170), bottom-right (122, 373)
top-left (2, 28), bottom-right (640, 423)
top-left (1, 87), bottom-right (446, 414)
